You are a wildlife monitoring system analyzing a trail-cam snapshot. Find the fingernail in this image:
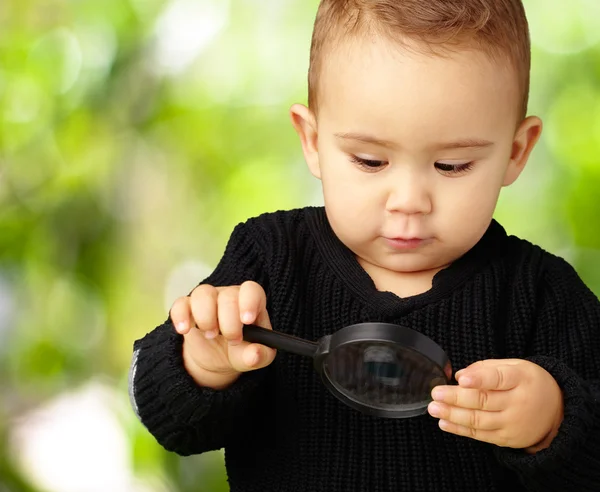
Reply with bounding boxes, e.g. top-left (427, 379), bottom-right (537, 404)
top-left (204, 330), bottom-right (218, 339)
top-left (428, 402), bottom-right (442, 417)
top-left (242, 312), bottom-right (254, 324)
top-left (176, 322), bottom-right (187, 333)
top-left (432, 388), bottom-right (445, 401)
top-left (249, 350), bottom-right (260, 366)
top-left (459, 376), bottom-right (473, 387)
